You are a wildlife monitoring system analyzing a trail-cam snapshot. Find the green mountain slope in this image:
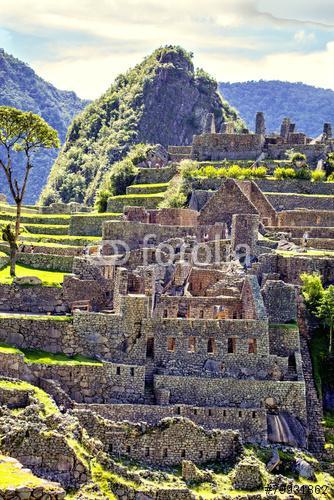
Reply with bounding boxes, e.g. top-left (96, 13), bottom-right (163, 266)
top-left (41, 46), bottom-right (241, 206)
top-left (0, 49), bottom-right (88, 203)
top-left (219, 80), bottom-right (334, 137)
